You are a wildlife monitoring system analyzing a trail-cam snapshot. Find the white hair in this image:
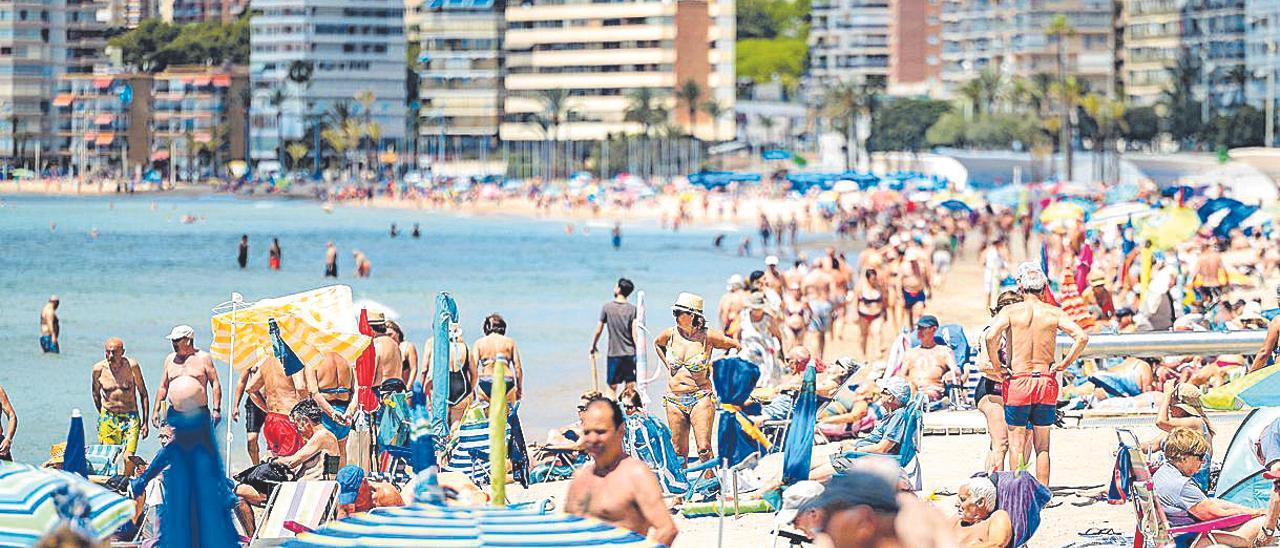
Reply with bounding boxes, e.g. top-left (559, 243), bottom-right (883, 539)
top-left (965, 476), bottom-right (998, 512)
top-left (1016, 262), bottom-right (1047, 292)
